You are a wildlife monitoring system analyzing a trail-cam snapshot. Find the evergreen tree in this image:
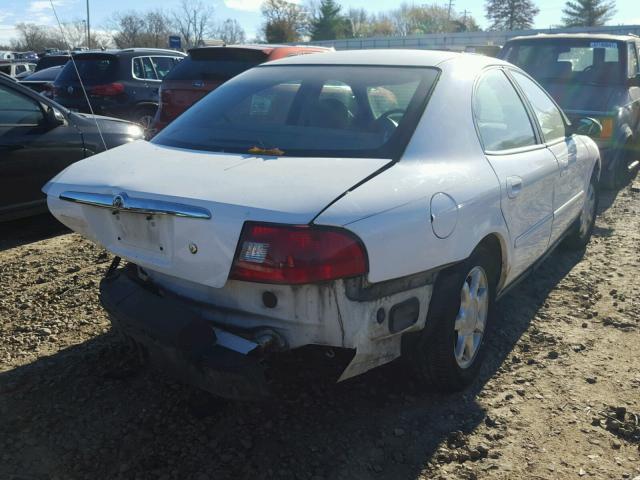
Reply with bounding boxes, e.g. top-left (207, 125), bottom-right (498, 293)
top-left (562, 0), bottom-right (616, 27)
top-left (310, 0), bottom-right (350, 41)
top-left (485, 0), bottom-right (539, 31)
